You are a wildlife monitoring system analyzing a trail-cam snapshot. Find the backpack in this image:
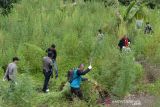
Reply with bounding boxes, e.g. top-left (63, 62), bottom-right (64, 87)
top-left (67, 68), bottom-right (78, 83)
